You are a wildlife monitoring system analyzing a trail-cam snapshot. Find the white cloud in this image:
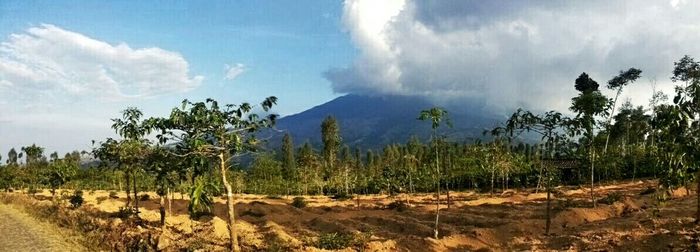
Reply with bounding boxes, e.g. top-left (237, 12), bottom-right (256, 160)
top-left (0, 24), bottom-right (203, 154)
top-left (0, 24), bottom-right (203, 101)
top-left (224, 63), bottom-right (247, 81)
top-left (327, 0), bottom-right (700, 112)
